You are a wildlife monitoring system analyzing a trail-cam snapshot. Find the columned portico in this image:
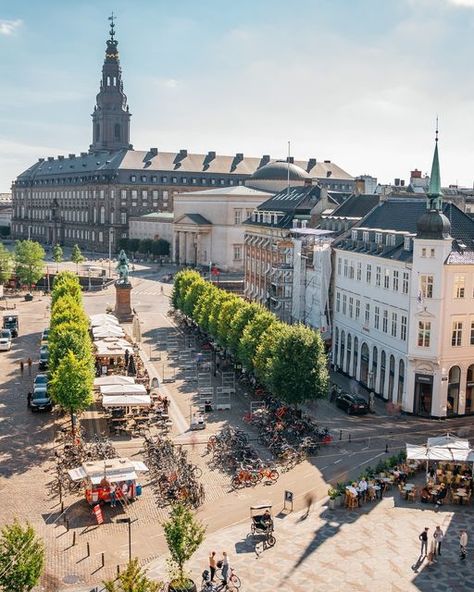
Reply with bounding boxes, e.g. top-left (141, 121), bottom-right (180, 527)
top-left (174, 214), bottom-right (212, 266)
